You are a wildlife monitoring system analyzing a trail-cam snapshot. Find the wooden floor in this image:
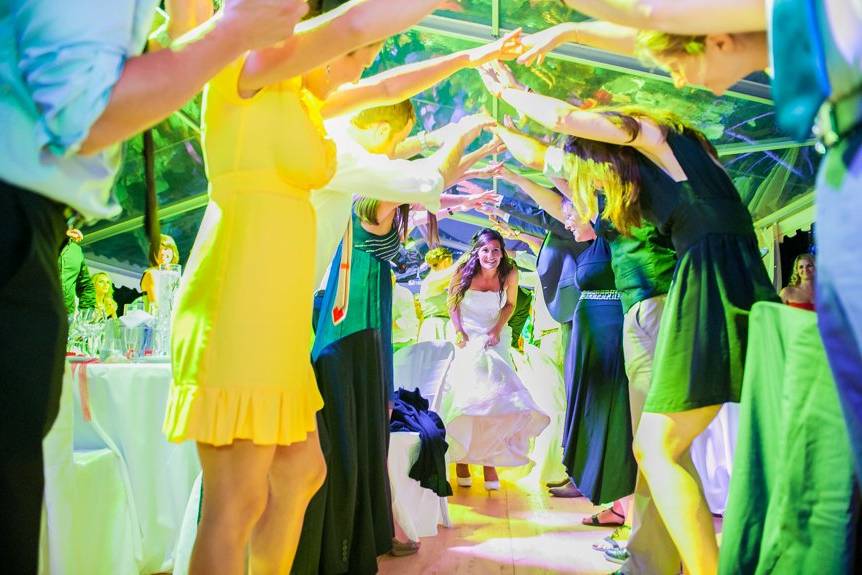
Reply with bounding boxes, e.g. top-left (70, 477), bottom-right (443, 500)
top-left (379, 476), bottom-right (623, 575)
